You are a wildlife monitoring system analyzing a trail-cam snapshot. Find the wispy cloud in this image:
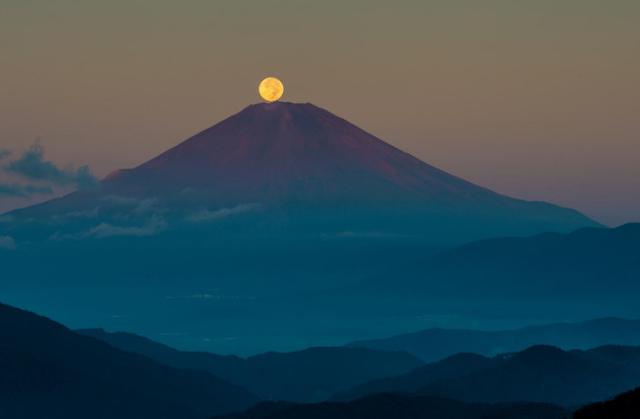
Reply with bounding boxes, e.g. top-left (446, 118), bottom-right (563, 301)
top-left (100, 195), bottom-right (142, 207)
top-left (52, 215), bottom-right (167, 240)
top-left (49, 196), bottom-right (162, 224)
top-left (186, 203), bottom-right (261, 222)
top-left (0, 182), bottom-right (53, 197)
top-left (4, 143), bottom-right (98, 190)
top-left (86, 216), bottom-right (166, 238)
top-left (53, 207), bottom-right (100, 221)
top-left (0, 236), bottom-right (16, 250)
top-left (100, 195), bottom-right (161, 216)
